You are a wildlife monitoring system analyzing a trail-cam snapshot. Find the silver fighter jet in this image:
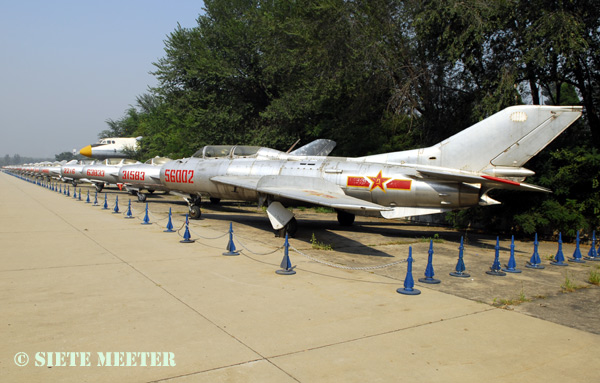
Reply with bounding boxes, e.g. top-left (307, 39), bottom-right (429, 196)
top-left (159, 106), bottom-right (582, 236)
top-left (60, 159), bottom-right (97, 186)
top-left (81, 158), bottom-right (141, 192)
top-left (118, 156), bottom-right (172, 202)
